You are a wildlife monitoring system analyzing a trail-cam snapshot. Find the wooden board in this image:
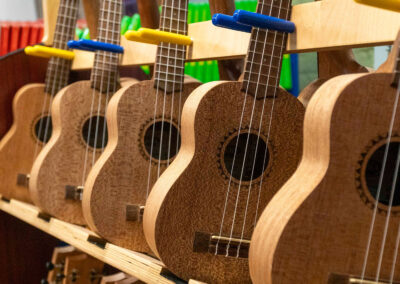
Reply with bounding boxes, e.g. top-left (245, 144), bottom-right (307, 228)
top-left (0, 197), bottom-right (203, 284)
top-left (71, 0), bottom-right (400, 70)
